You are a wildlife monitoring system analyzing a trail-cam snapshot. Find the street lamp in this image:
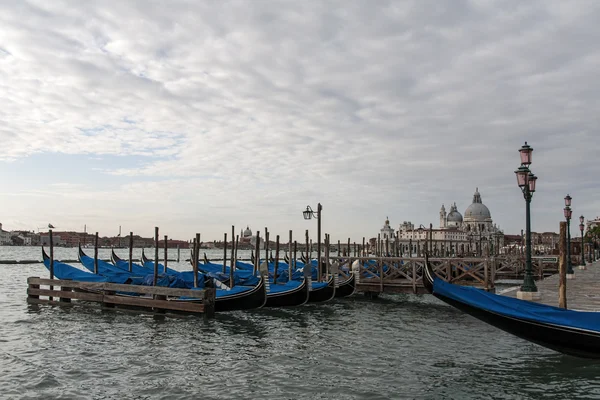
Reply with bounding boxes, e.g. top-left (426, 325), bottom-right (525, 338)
top-left (303, 203), bottom-right (322, 281)
top-left (564, 195), bottom-right (574, 275)
top-left (579, 215), bottom-right (586, 268)
top-left (515, 142), bottom-right (539, 298)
